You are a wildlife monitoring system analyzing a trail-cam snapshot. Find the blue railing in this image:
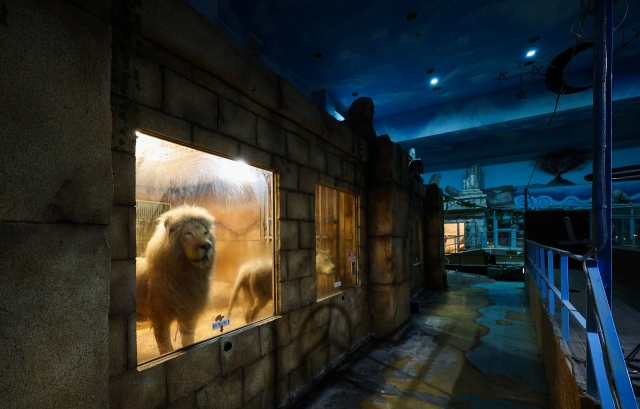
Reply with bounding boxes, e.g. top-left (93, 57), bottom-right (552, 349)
top-left (525, 240), bottom-right (638, 409)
